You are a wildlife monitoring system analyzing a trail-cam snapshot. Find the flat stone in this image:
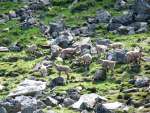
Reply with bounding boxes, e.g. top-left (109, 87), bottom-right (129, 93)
top-left (0, 47), bottom-right (9, 52)
top-left (103, 102), bottom-right (124, 110)
top-left (9, 79), bottom-right (46, 97)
